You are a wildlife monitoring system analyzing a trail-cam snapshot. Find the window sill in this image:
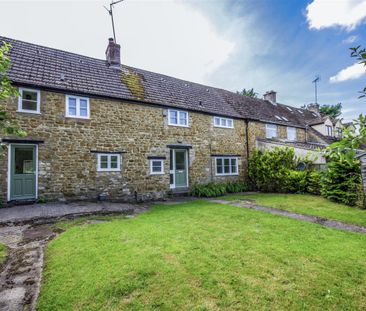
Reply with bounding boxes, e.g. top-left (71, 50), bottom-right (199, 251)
top-left (17, 110), bottom-right (41, 115)
top-left (150, 172), bottom-right (164, 175)
top-left (214, 125), bottom-right (234, 129)
top-left (97, 169), bottom-right (121, 172)
top-left (168, 124), bottom-right (189, 128)
top-left (65, 116), bottom-right (90, 120)
top-left (215, 174), bottom-right (239, 176)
